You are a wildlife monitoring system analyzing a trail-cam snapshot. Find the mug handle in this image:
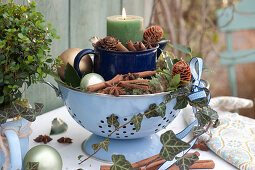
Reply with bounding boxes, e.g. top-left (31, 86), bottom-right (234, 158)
top-left (4, 130), bottom-right (22, 169)
top-left (74, 49), bottom-right (96, 77)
